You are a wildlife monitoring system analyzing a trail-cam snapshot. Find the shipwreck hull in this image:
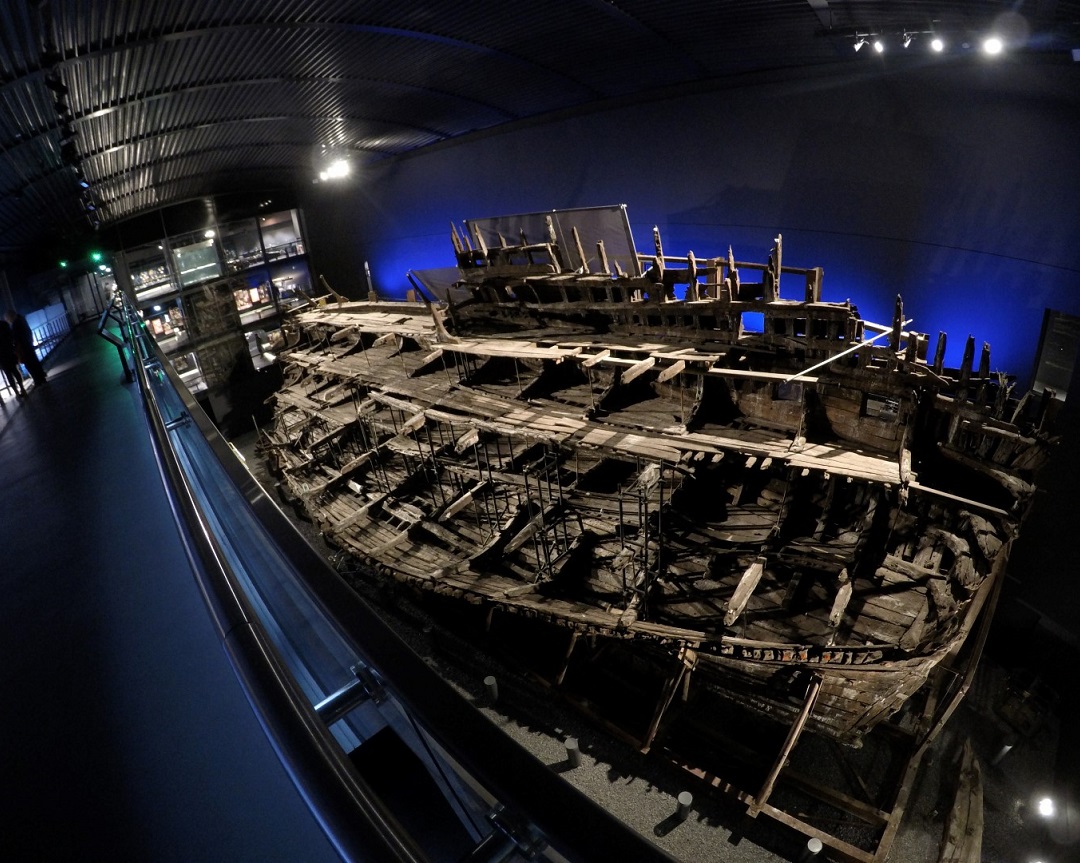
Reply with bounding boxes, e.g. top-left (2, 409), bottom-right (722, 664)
top-left (259, 212), bottom-right (1054, 745)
